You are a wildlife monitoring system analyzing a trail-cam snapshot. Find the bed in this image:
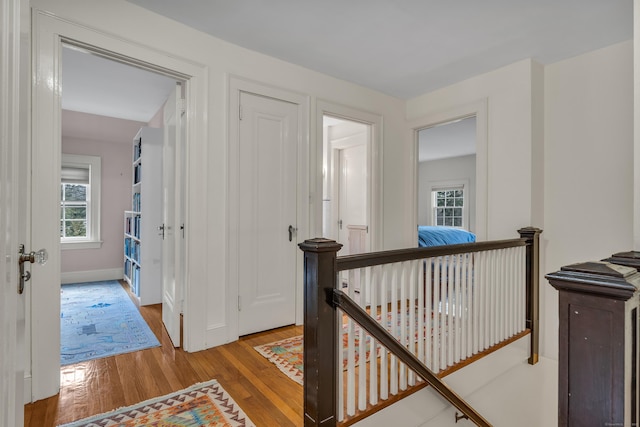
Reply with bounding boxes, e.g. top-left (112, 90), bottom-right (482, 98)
top-left (418, 225), bottom-right (476, 247)
top-left (418, 226), bottom-right (476, 308)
